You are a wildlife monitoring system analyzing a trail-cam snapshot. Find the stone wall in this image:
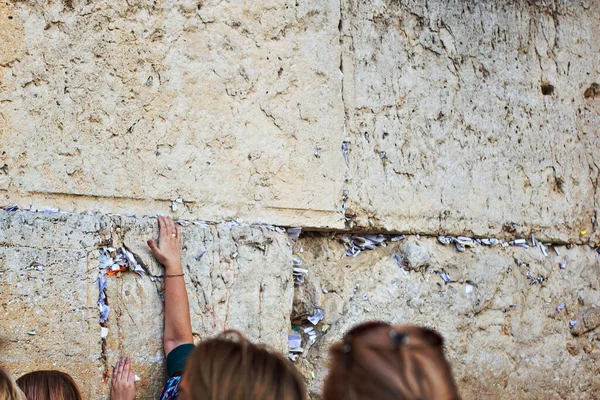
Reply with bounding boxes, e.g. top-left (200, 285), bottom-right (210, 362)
top-left (0, 0), bottom-right (345, 229)
top-left (2, 209), bottom-right (599, 399)
top-left (1, 0), bottom-right (599, 398)
top-left (341, 0), bottom-right (600, 242)
top-left (291, 234), bottom-right (600, 399)
top-left (1, 0), bottom-right (598, 242)
top-left (0, 210), bottom-right (293, 399)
